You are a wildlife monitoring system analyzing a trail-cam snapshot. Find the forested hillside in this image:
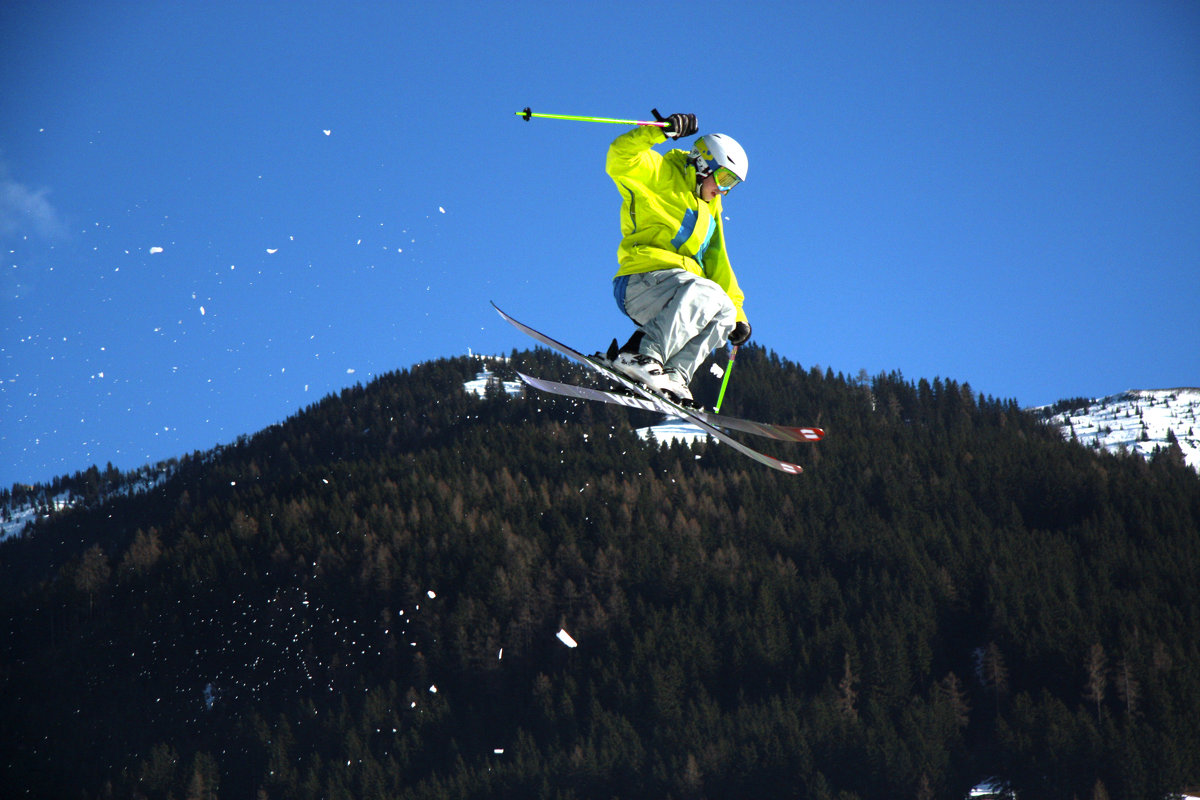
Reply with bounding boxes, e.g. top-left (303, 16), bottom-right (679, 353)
top-left (2, 346), bottom-right (1198, 800)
